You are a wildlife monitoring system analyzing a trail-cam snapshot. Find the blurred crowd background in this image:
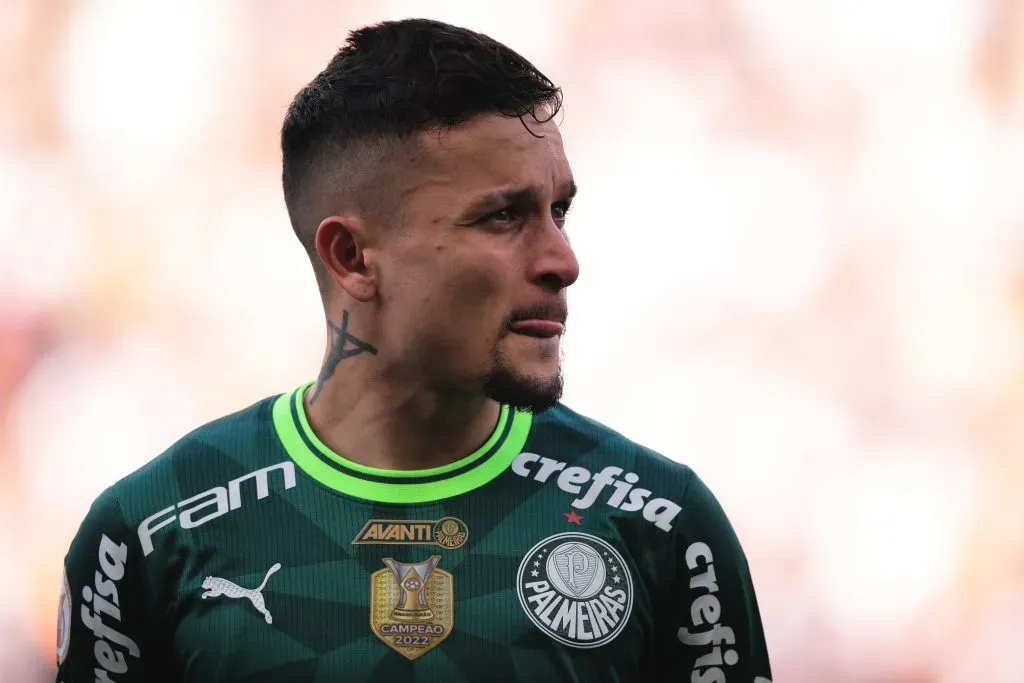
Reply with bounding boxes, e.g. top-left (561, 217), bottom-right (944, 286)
top-left (3, 0), bottom-right (1024, 681)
